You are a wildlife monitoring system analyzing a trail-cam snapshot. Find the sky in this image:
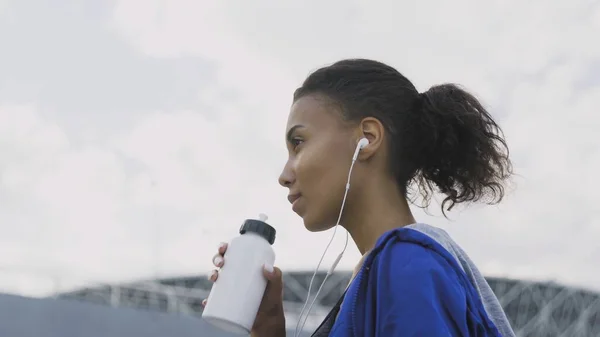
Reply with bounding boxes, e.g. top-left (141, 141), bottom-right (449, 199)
top-left (0, 0), bottom-right (599, 297)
